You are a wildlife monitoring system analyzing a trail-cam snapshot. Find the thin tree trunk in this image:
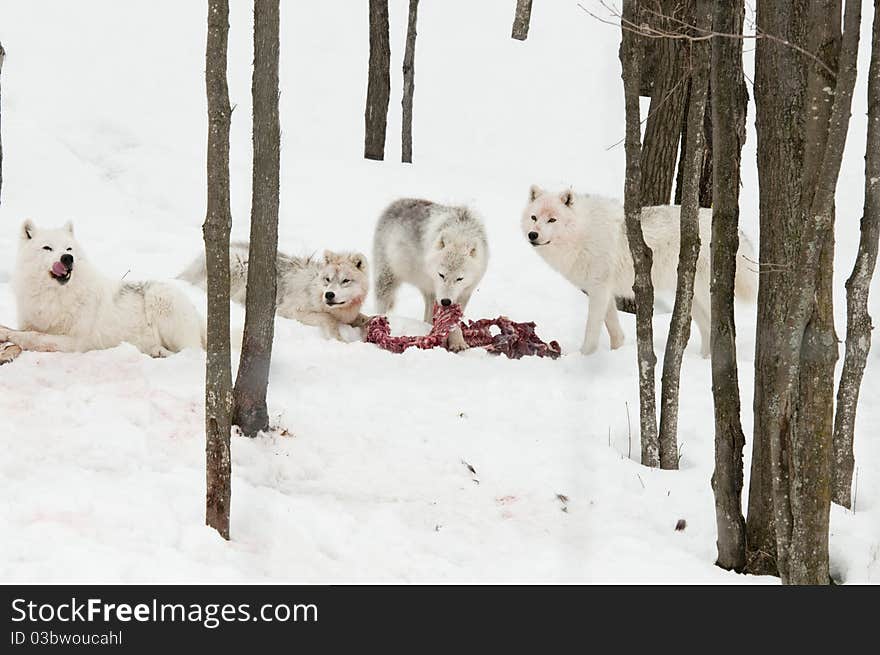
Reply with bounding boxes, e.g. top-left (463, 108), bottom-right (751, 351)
top-left (204, 0), bottom-right (234, 541)
top-left (640, 0), bottom-right (691, 206)
top-left (511, 0), bottom-right (534, 41)
top-left (364, 0), bottom-right (390, 160)
top-left (658, 0), bottom-right (711, 471)
top-left (710, 0), bottom-right (747, 572)
top-left (675, 81), bottom-right (714, 209)
top-left (401, 0), bottom-right (419, 163)
top-left (833, 7), bottom-right (880, 509)
top-left (233, 0), bottom-right (281, 438)
top-left (0, 42), bottom-right (5, 205)
top-left (620, 0), bottom-right (660, 468)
